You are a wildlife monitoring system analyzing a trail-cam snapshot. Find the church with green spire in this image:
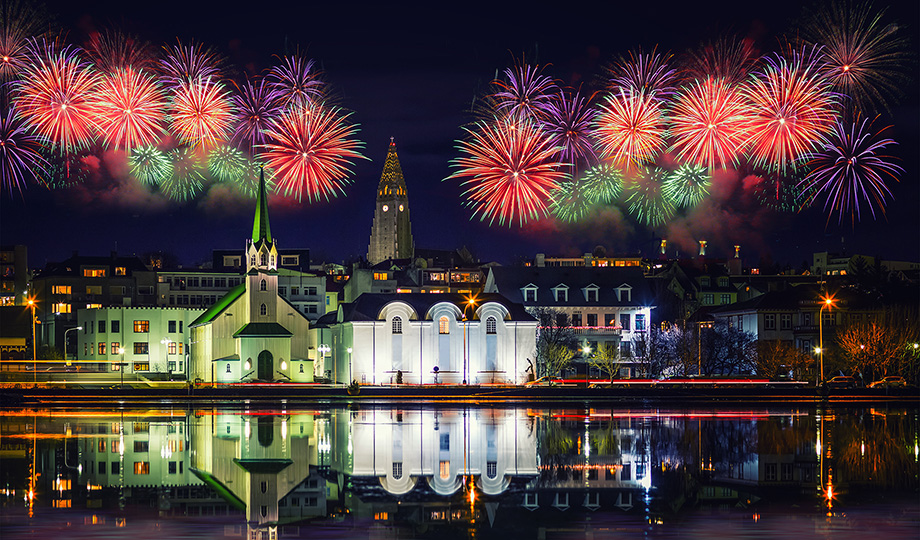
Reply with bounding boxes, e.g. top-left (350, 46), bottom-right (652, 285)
top-left (367, 138), bottom-right (414, 265)
top-left (189, 170), bottom-right (314, 383)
